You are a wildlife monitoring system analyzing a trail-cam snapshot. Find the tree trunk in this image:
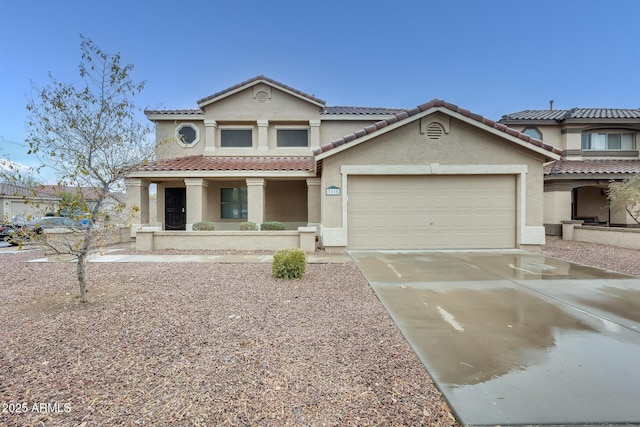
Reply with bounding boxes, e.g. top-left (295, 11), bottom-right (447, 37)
top-left (77, 253), bottom-right (88, 303)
